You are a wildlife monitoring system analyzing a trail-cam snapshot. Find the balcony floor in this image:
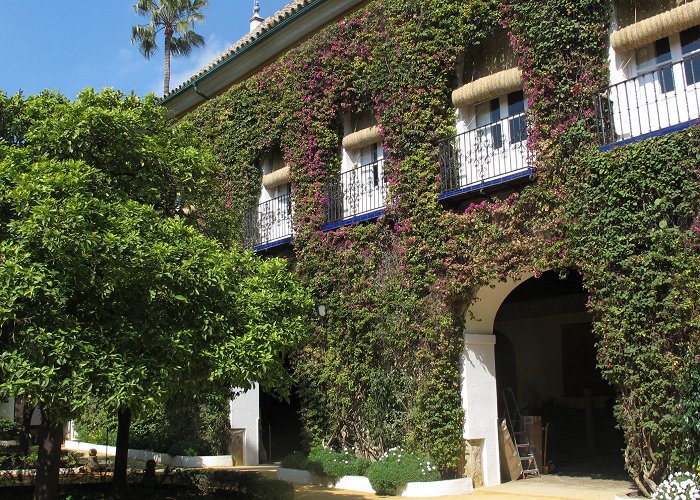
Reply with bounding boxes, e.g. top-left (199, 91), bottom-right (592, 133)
top-left (599, 118), bottom-right (700, 152)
